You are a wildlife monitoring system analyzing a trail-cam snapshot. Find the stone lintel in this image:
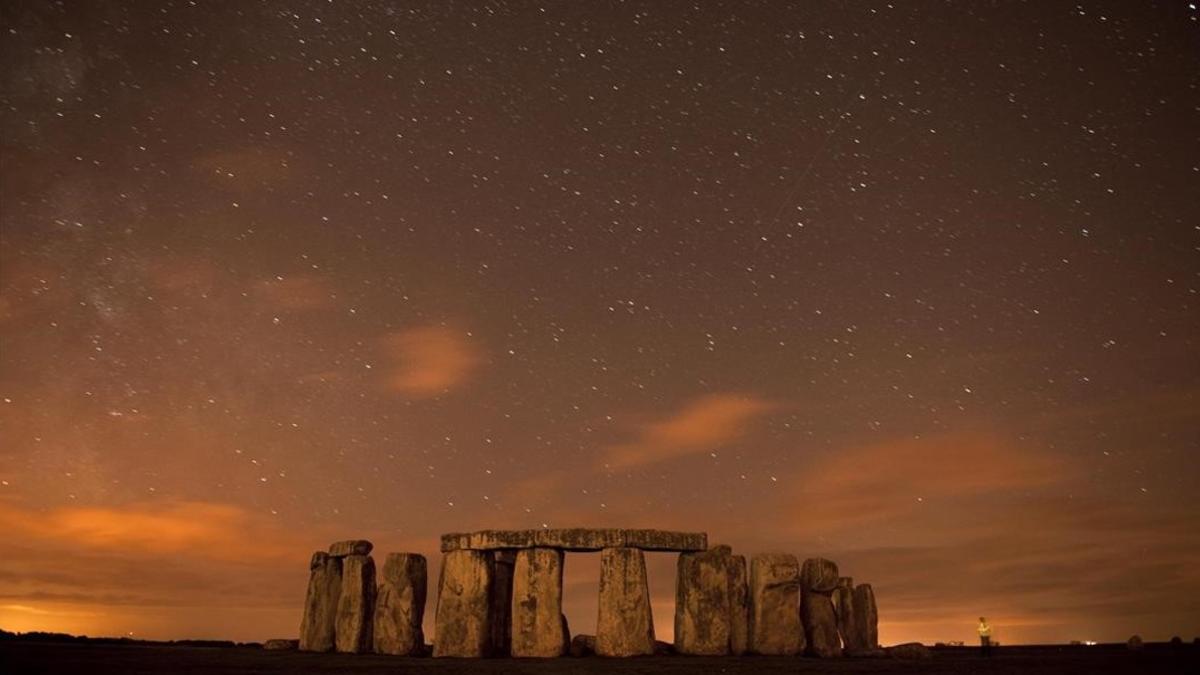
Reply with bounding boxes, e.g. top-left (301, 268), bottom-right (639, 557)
top-left (440, 528), bottom-right (706, 552)
top-left (328, 539), bottom-right (373, 557)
